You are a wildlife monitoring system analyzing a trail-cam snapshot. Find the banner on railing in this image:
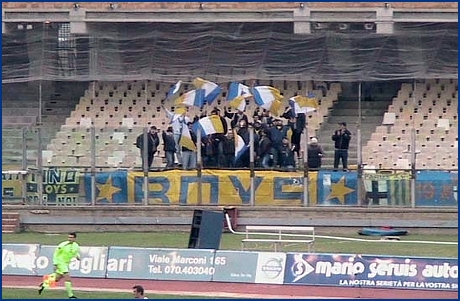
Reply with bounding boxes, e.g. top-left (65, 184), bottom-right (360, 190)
top-left (26, 168), bottom-right (80, 205)
top-left (284, 253), bottom-right (458, 291)
top-left (363, 172), bottom-right (411, 206)
top-left (415, 171), bottom-right (457, 206)
top-left (83, 170), bottom-right (128, 204)
top-left (316, 171), bottom-right (358, 205)
top-left (7, 168), bottom-right (455, 207)
top-left (84, 170), bottom-right (314, 205)
top-left (2, 172), bottom-right (24, 200)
